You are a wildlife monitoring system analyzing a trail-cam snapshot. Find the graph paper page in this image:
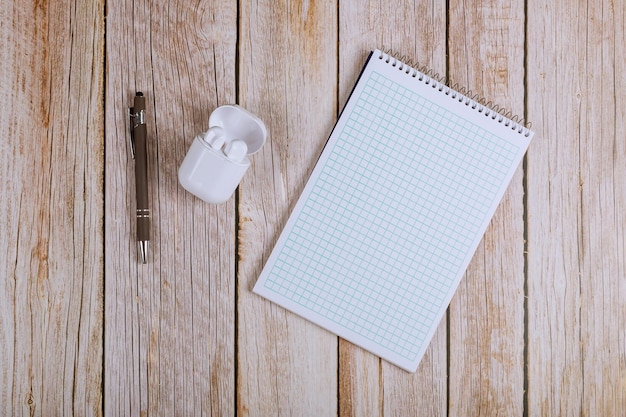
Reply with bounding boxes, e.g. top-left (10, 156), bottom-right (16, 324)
top-left (253, 50), bottom-right (533, 372)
